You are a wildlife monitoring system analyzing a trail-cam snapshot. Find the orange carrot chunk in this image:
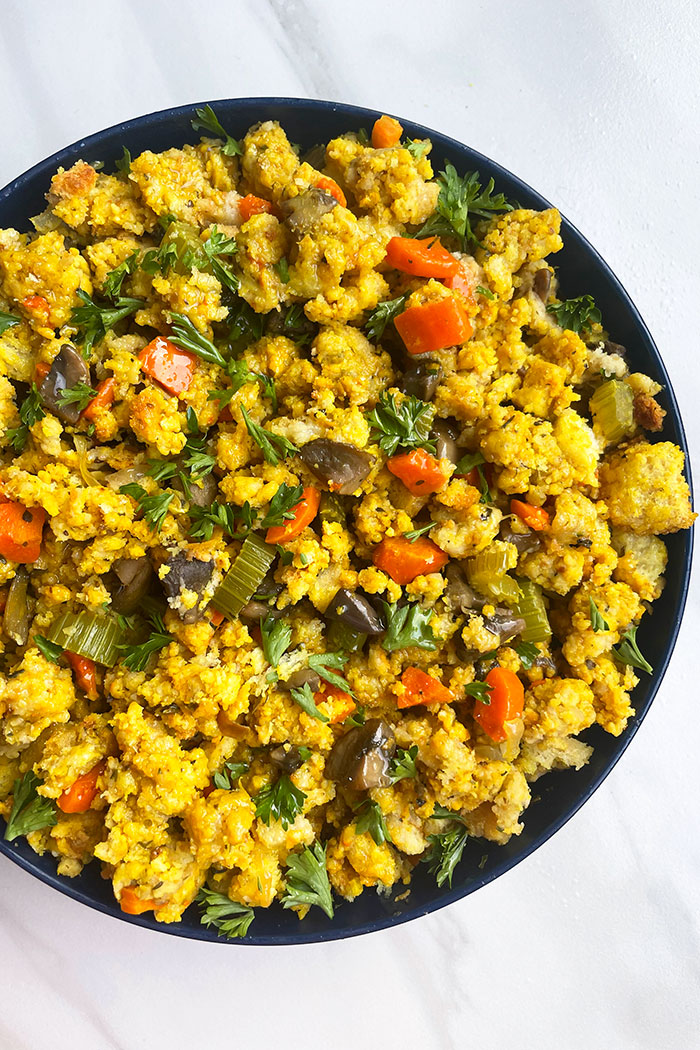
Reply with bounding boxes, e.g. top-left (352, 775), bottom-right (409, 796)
top-left (119, 887), bottom-right (157, 915)
top-left (398, 667), bottom-right (454, 709)
top-left (387, 448), bottom-right (451, 495)
top-left (373, 535), bottom-right (448, 585)
top-left (443, 263), bottom-right (476, 298)
top-left (265, 486), bottom-right (321, 544)
top-left (371, 114), bottom-right (403, 149)
top-left (21, 295), bottom-right (50, 322)
top-left (394, 298), bottom-right (473, 356)
top-left (64, 652), bottom-right (98, 700)
top-left (0, 501), bottom-right (46, 563)
top-left (139, 336), bottom-right (197, 397)
top-left (82, 377), bottom-right (115, 422)
top-left (34, 362), bottom-right (51, 384)
top-left (316, 682), bottom-right (356, 724)
top-left (238, 194), bottom-right (277, 221)
top-left (473, 667), bottom-right (525, 742)
top-left (315, 176), bottom-right (347, 208)
top-left (385, 236), bottom-right (459, 279)
top-left (57, 761), bottom-right (105, 814)
top-left (510, 499), bottom-right (550, 531)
